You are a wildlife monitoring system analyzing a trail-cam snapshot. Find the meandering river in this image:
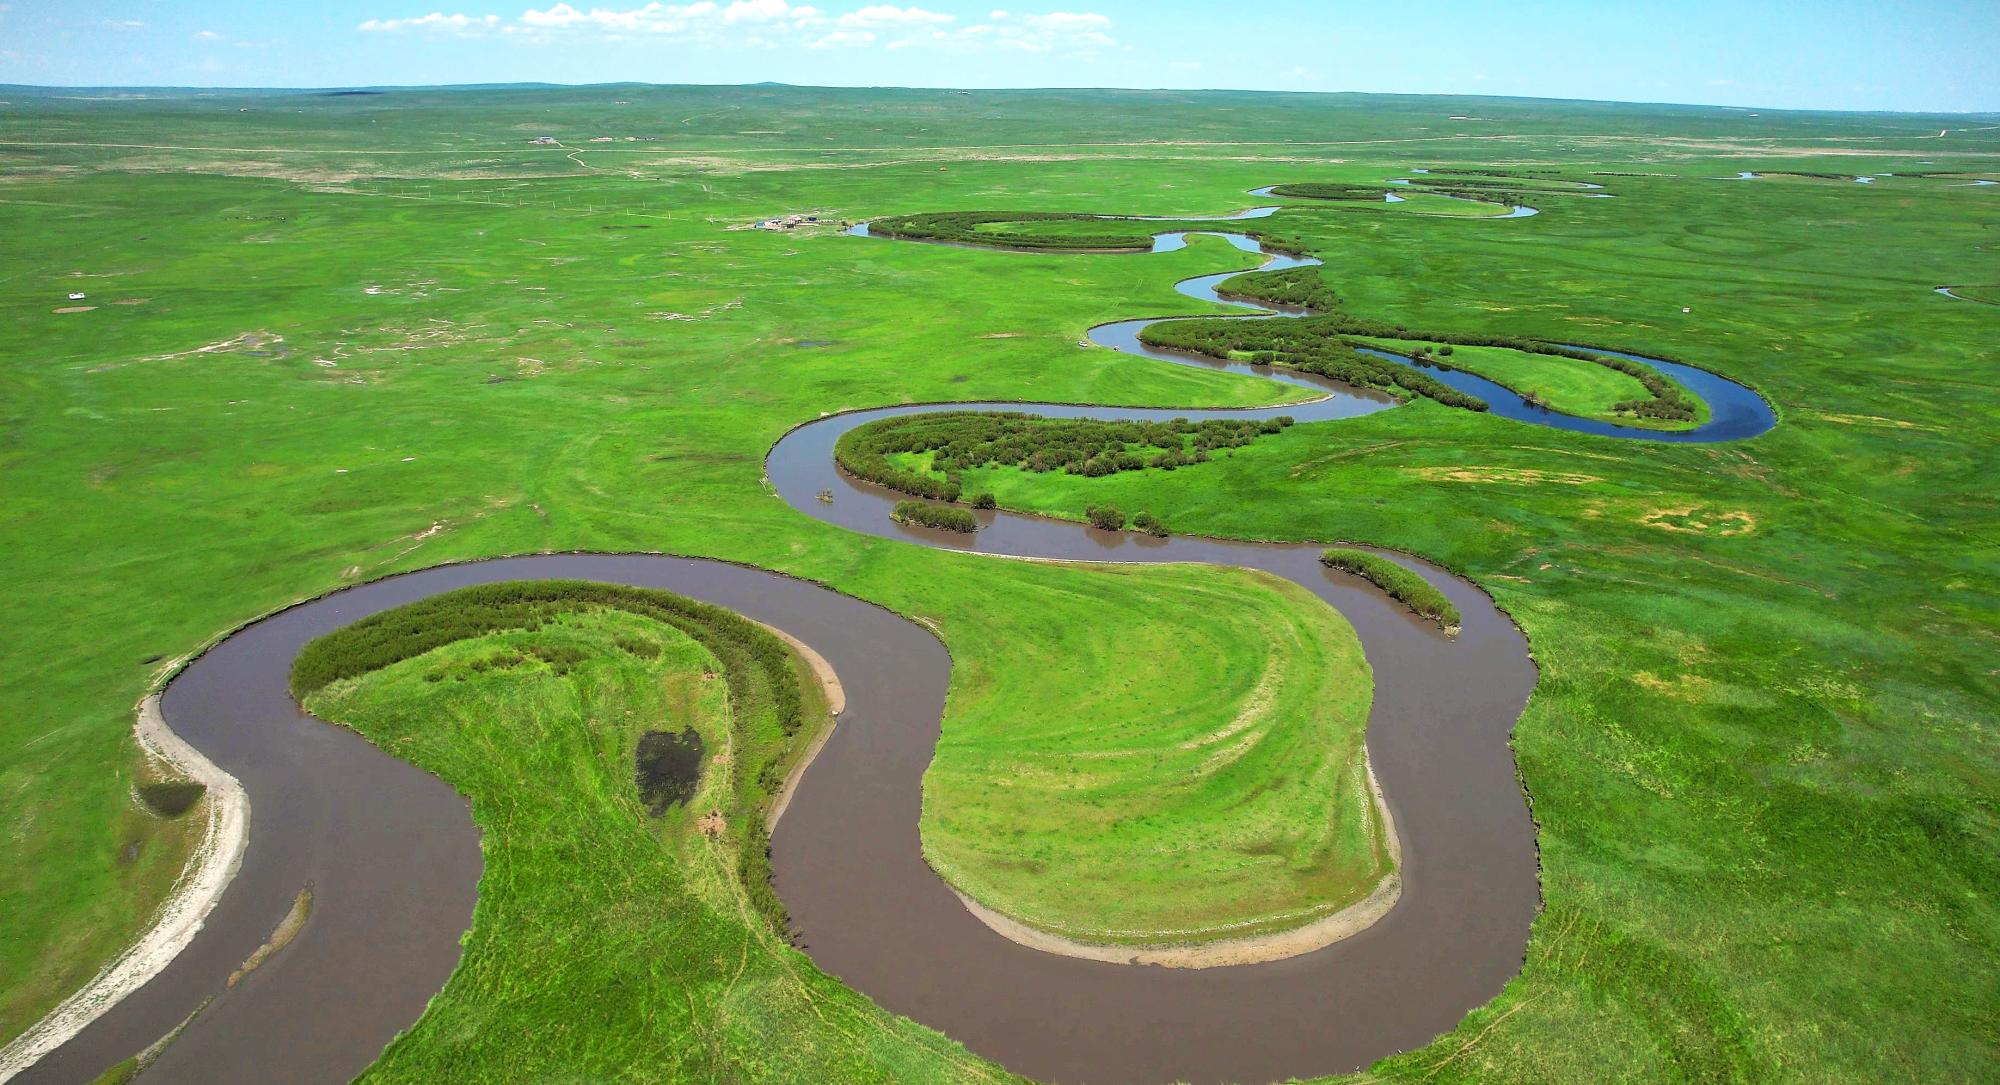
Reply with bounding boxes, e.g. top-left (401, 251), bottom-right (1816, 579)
top-left (20, 190), bottom-right (1772, 1085)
